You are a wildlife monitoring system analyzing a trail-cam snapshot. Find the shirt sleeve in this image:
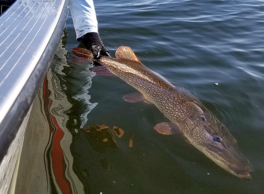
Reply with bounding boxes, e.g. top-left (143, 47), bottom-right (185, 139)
top-left (70, 0), bottom-right (98, 41)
